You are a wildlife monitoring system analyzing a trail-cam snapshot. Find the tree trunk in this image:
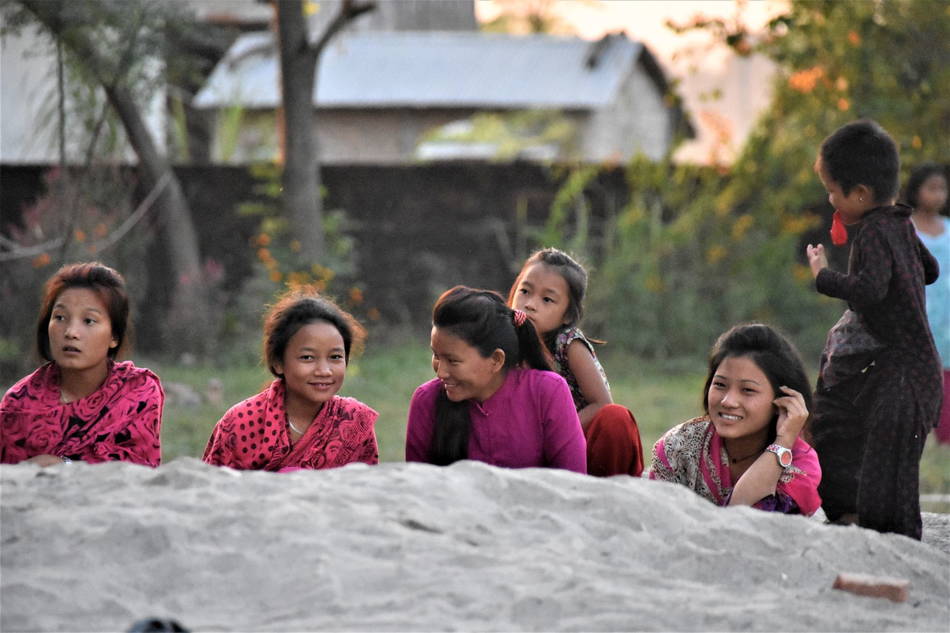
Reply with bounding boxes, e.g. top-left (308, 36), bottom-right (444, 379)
top-left (275, 0), bottom-right (325, 263)
top-left (19, 0), bottom-right (212, 356)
